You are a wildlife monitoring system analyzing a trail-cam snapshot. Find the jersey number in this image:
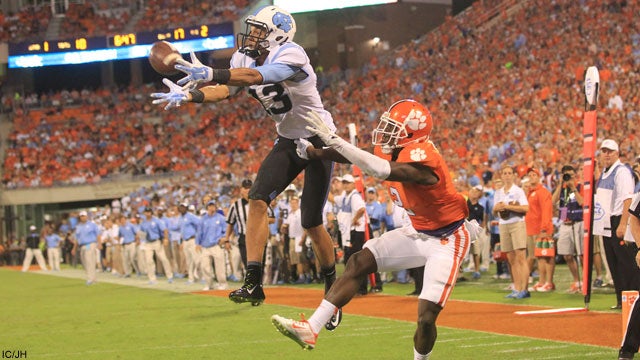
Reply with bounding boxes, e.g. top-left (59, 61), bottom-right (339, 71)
top-left (388, 186), bottom-right (415, 216)
top-left (249, 84), bottom-right (292, 115)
